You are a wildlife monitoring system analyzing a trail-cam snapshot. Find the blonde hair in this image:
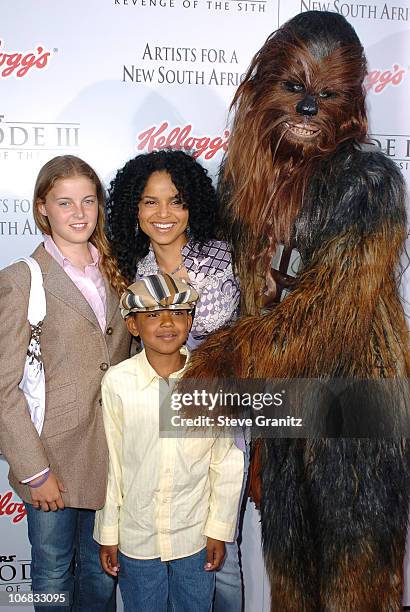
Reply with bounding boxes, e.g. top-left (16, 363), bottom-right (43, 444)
top-left (33, 155), bottom-right (127, 295)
